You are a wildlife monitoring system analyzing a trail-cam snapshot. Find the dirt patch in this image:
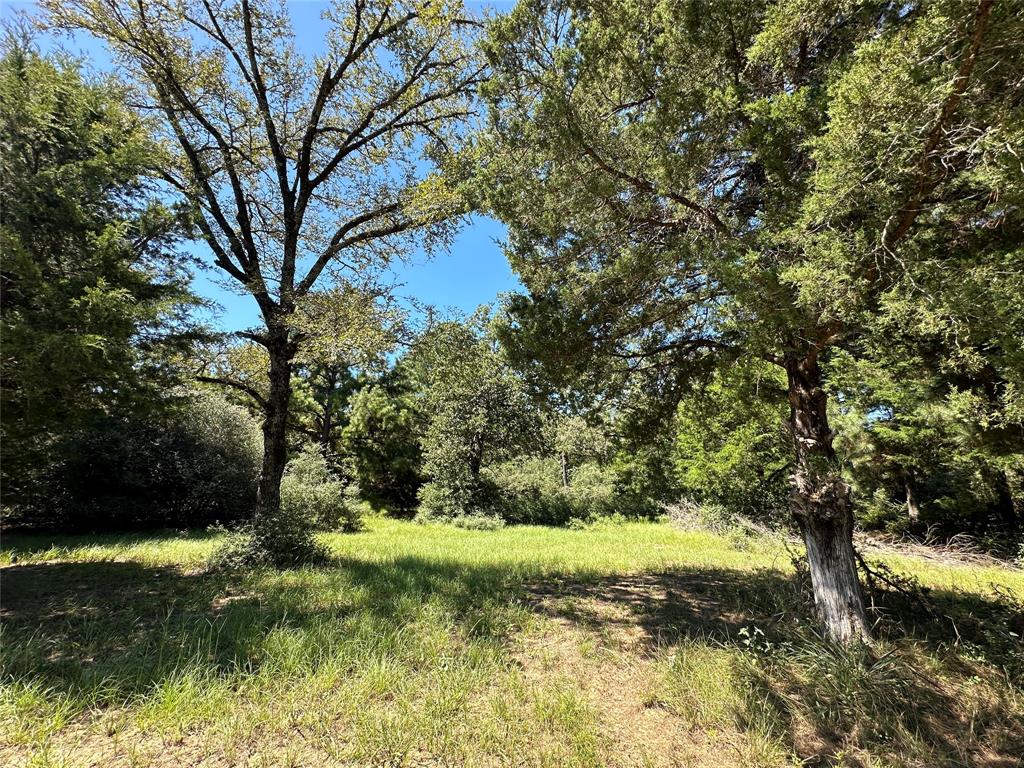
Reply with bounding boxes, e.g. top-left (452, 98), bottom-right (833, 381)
top-left (522, 570), bottom-right (790, 651)
top-left (515, 573), bottom-right (779, 768)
